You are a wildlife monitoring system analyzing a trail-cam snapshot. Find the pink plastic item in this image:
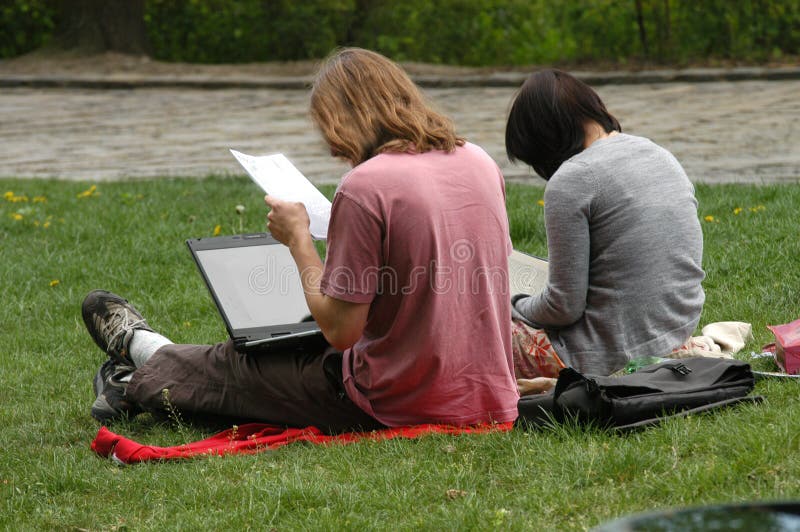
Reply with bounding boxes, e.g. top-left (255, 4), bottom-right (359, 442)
top-left (767, 318), bottom-right (800, 375)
